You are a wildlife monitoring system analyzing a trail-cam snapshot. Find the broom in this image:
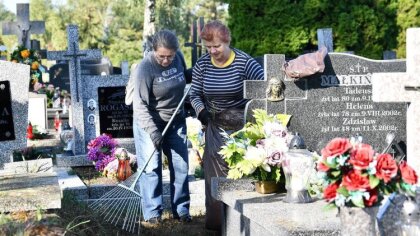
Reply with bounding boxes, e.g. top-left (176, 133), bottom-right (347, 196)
top-left (89, 85), bottom-right (192, 233)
